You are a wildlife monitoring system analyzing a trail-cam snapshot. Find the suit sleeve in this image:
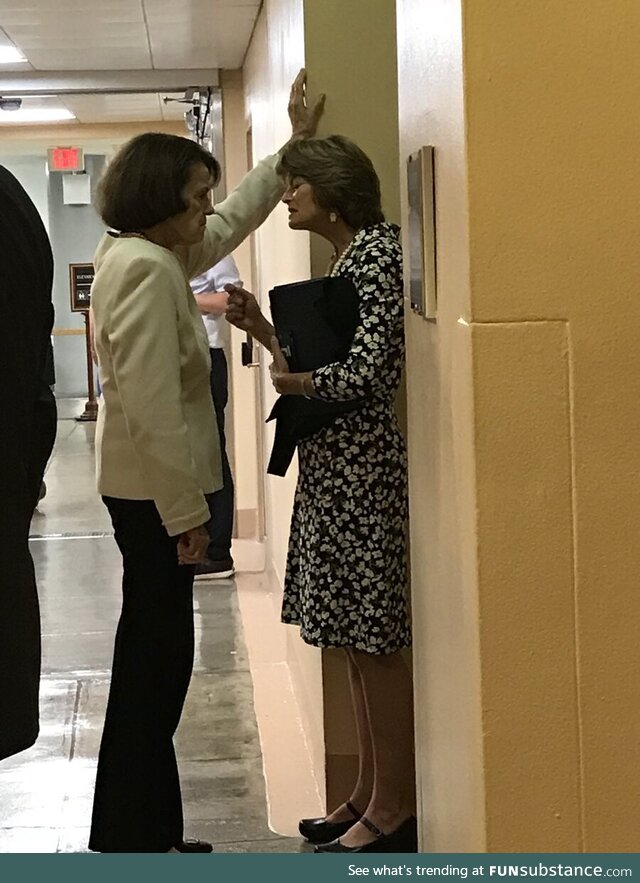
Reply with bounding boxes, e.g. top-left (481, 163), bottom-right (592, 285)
top-left (0, 299), bottom-right (30, 513)
top-left (106, 258), bottom-right (211, 536)
top-left (178, 154), bottom-right (284, 279)
top-left (312, 240), bottom-right (405, 402)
